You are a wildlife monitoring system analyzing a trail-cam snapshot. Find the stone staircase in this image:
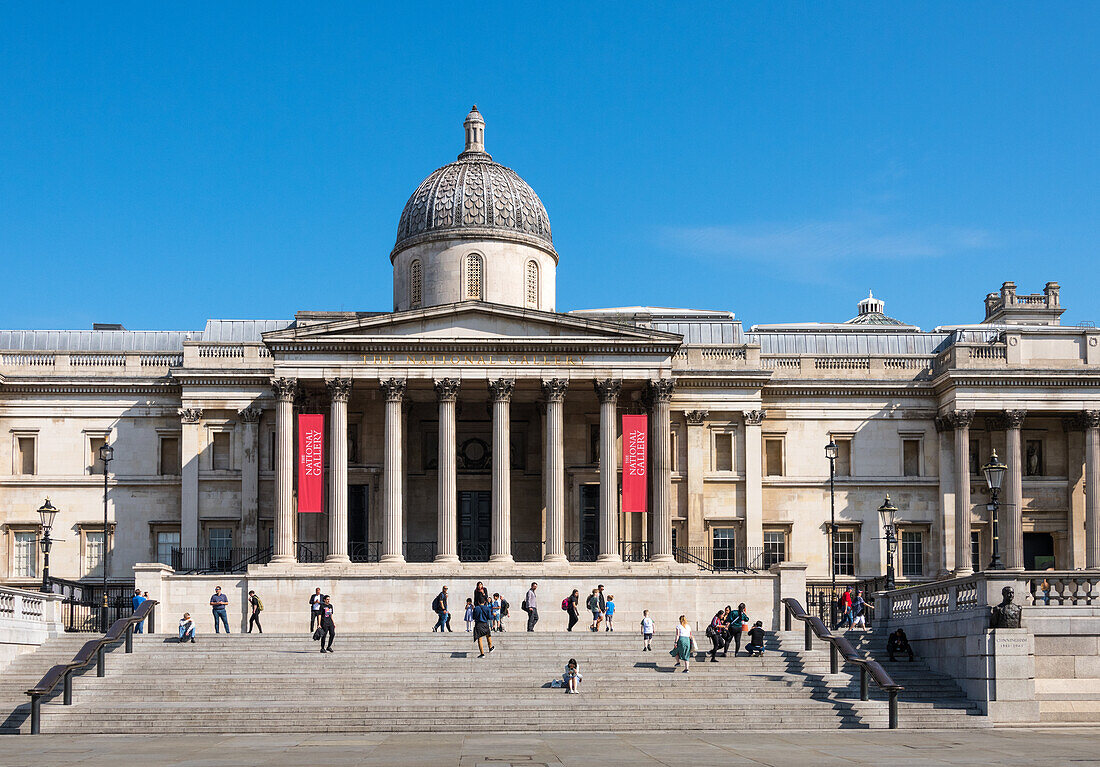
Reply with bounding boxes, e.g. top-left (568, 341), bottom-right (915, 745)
top-left (0, 628), bottom-right (988, 734)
